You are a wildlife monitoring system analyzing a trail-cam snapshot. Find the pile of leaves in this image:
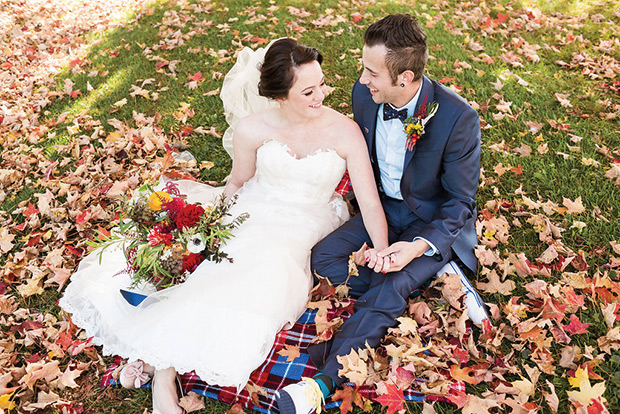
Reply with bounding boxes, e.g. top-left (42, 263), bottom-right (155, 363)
top-left (1, 0), bottom-right (619, 413)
